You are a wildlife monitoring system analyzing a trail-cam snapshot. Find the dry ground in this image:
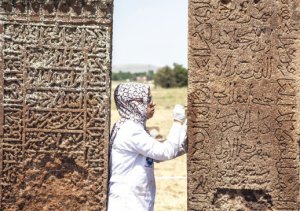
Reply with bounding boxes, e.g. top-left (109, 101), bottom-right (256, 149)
top-left (110, 82), bottom-right (187, 211)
